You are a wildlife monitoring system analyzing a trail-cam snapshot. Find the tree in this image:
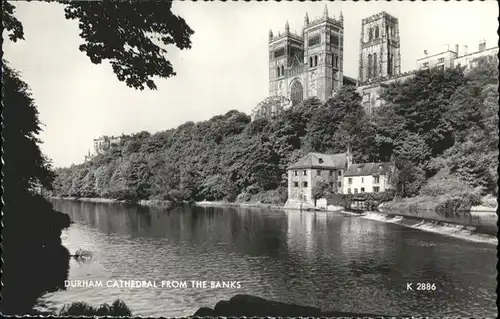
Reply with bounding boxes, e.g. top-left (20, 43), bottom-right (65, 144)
top-left (380, 67), bottom-right (465, 156)
top-left (5, 0), bottom-right (194, 90)
top-left (311, 180), bottom-right (332, 207)
top-left (2, 64), bottom-right (56, 192)
top-left (2, 63), bottom-right (71, 315)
